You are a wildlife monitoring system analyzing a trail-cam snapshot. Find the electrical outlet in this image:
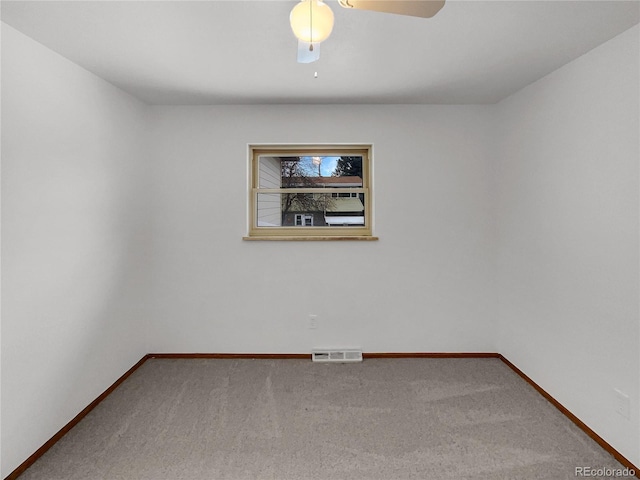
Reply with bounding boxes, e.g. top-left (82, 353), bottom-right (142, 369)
top-left (309, 314), bottom-right (318, 329)
top-left (614, 388), bottom-right (630, 419)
